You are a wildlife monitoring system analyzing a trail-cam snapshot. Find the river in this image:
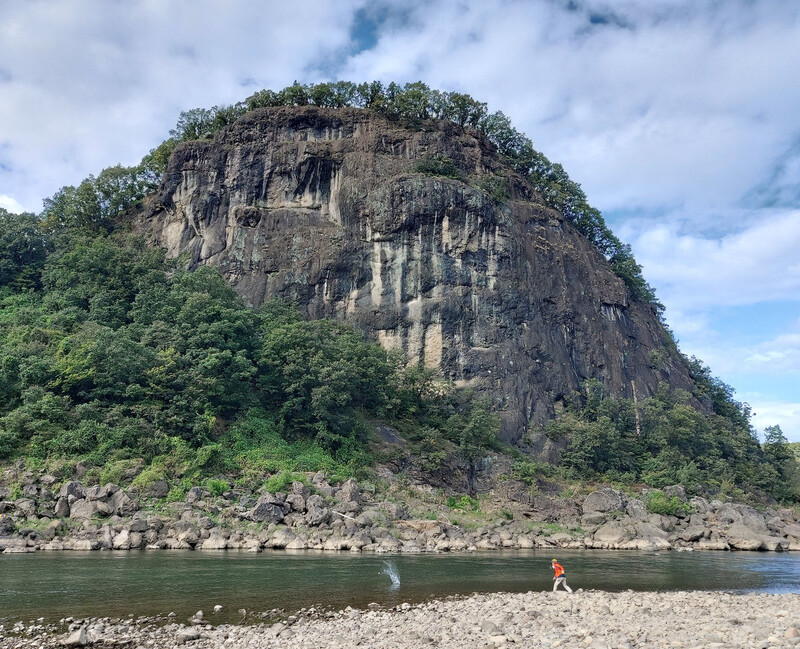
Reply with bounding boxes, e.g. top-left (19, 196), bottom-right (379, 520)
top-left (1, 550), bottom-right (799, 625)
